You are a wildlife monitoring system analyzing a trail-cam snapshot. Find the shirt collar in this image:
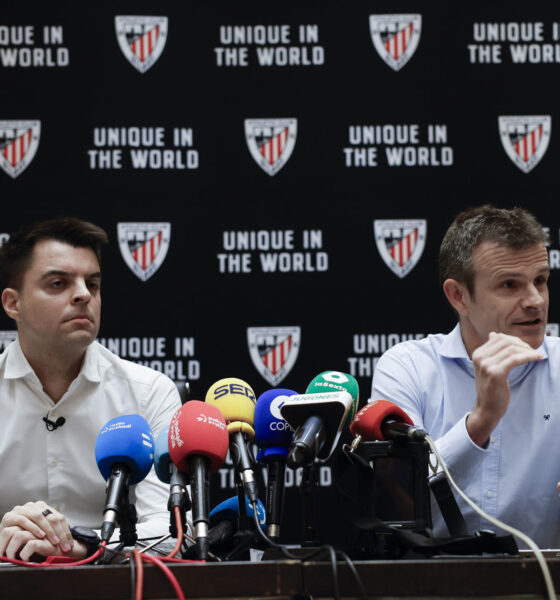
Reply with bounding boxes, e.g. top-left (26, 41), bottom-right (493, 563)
top-left (4, 338), bottom-right (35, 379)
top-left (4, 338), bottom-right (101, 383)
top-left (439, 322), bottom-right (547, 384)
